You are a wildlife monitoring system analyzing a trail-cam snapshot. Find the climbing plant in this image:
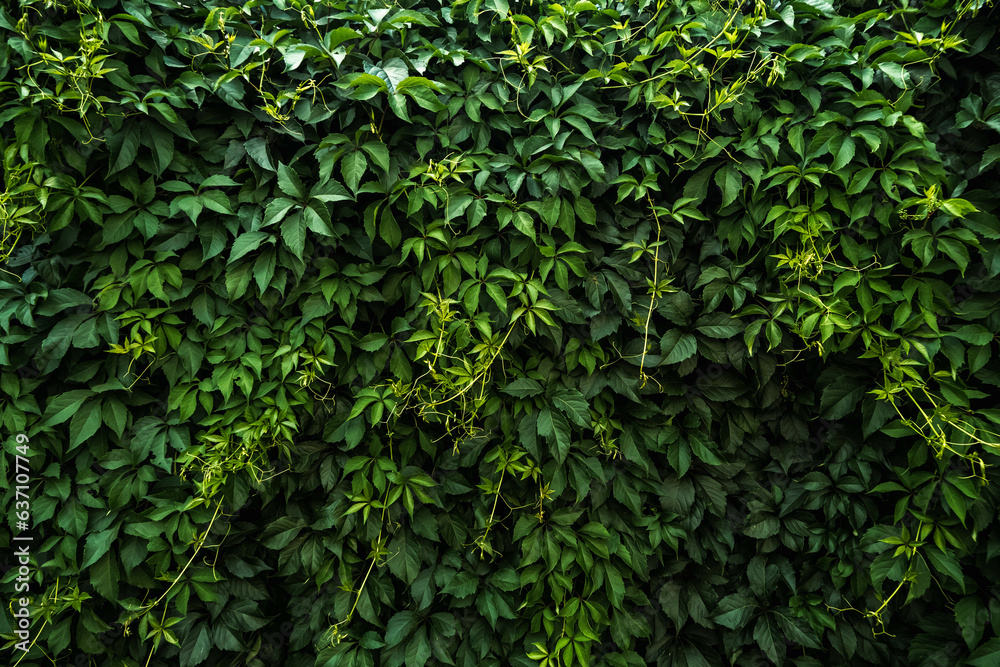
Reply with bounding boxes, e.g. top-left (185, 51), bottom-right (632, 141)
top-left (1, 0), bottom-right (1000, 665)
